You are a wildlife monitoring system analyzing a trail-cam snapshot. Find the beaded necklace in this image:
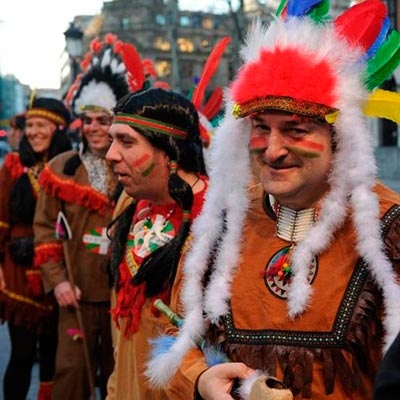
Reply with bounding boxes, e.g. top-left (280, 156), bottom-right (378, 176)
top-left (25, 162), bottom-right (45, 198)
top-left (267, 197), bottom-right (319, 281)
